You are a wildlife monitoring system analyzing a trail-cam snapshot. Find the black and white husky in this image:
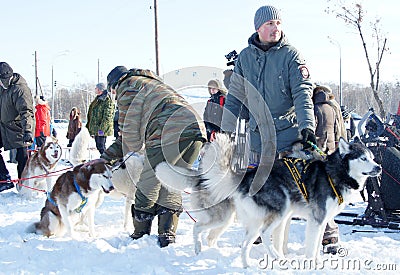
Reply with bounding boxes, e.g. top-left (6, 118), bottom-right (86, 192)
top-left (155, 133), bottom-right (381, 267)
